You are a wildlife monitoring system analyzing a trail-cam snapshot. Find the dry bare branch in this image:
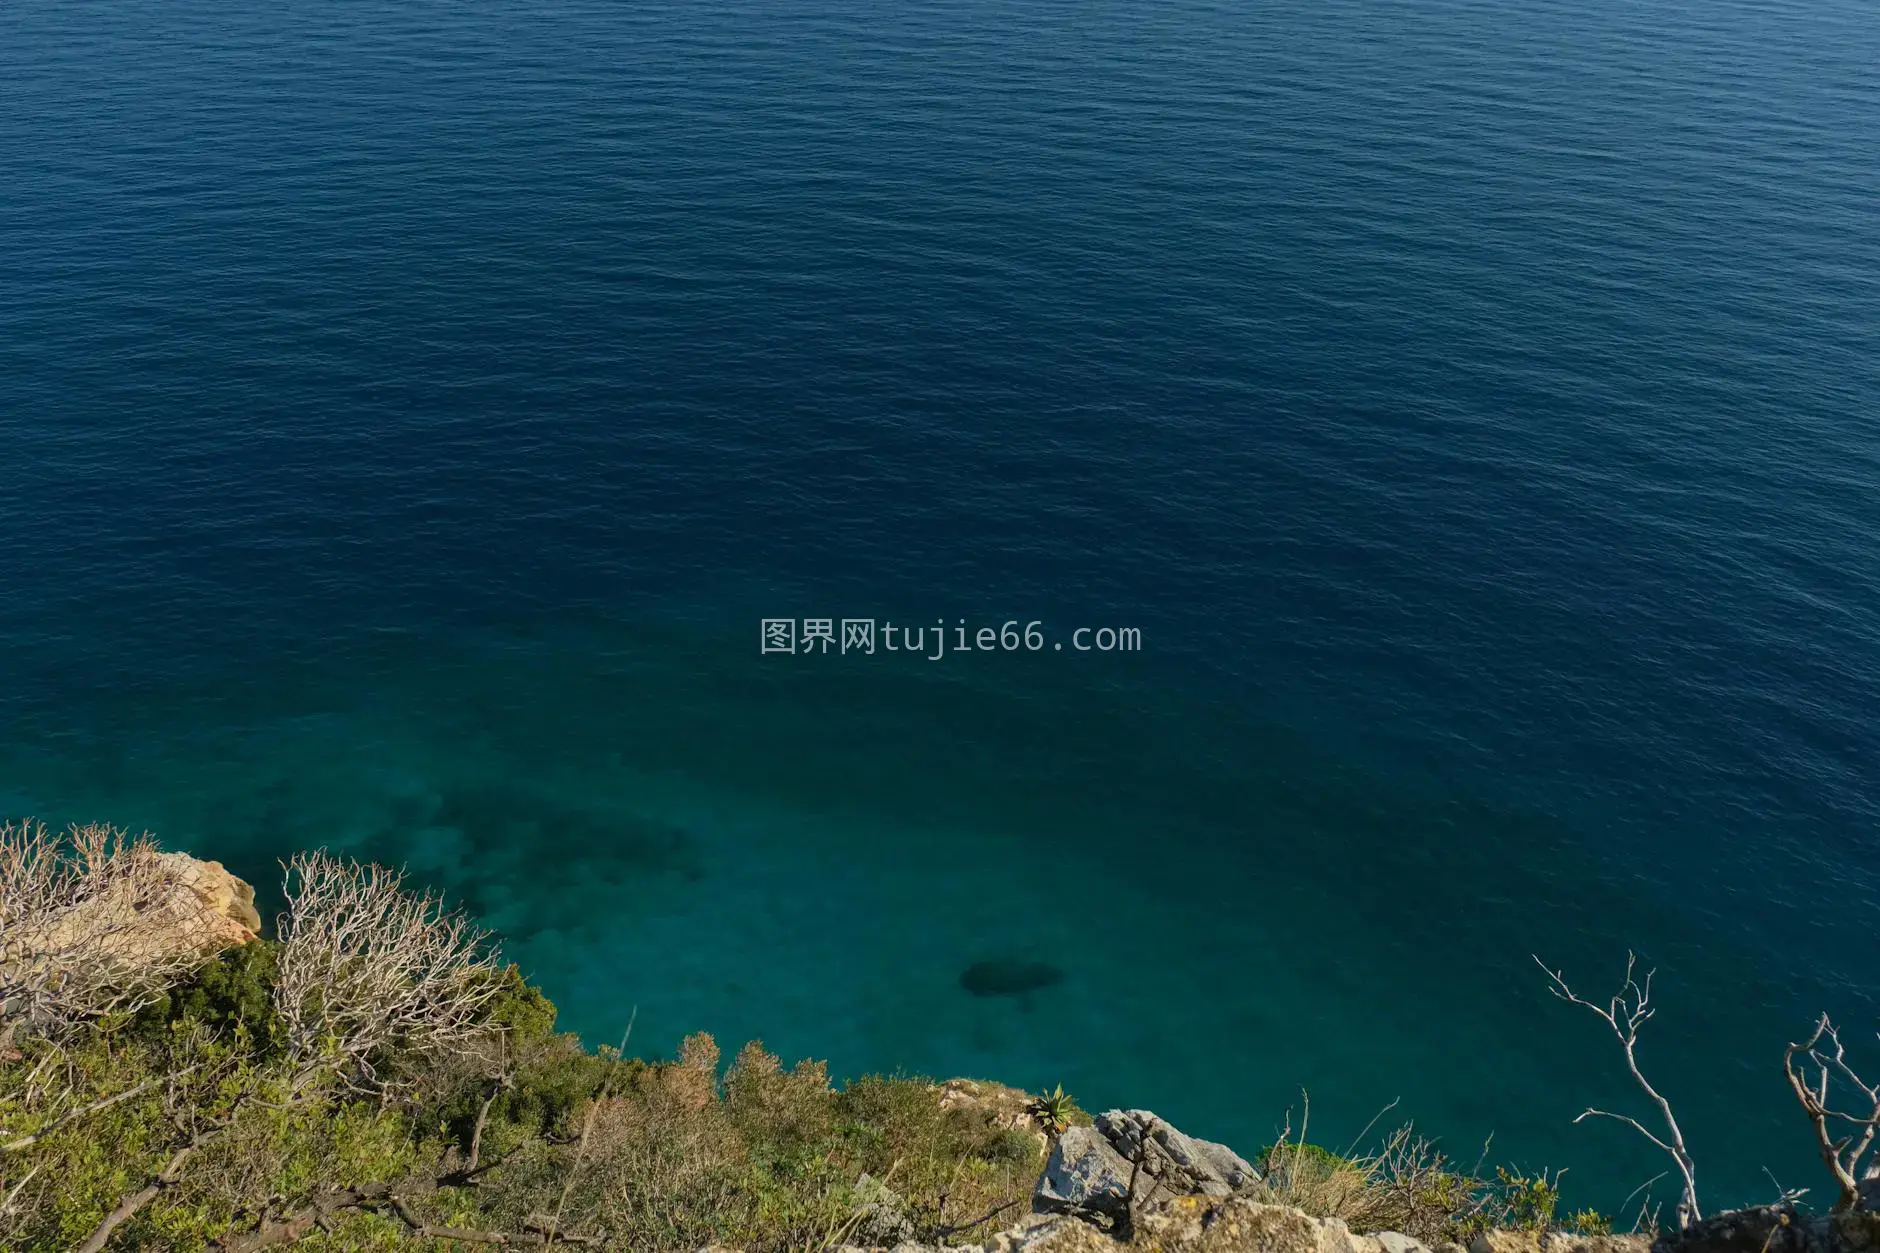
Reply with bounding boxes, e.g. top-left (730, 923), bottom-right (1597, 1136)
top-left (1, 1162), bottom-right (41, 1246)
top-left (75, 1131), bottom-right (206, 1253)
top-left (273, 851), bottom-right (503, 1088)
top-left (1782, 1014), bottom-right (1880, 1211)
top-left (0, 822), bottom-right (226, 1043)
top-left (1535, 952), bottom-right (1701, 1228)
